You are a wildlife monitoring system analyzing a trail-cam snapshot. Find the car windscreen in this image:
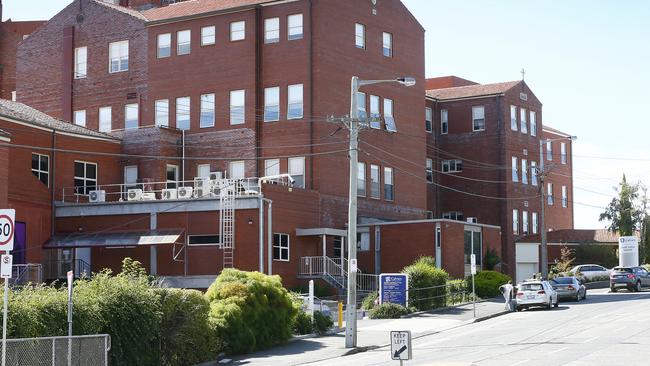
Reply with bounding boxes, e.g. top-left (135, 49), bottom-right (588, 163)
top-left (551, 278), bottom-right (573, 284)
top-left (520, 283), bottom-right (543, 291)
top-left (613, 267), bottom-right (633, 273)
